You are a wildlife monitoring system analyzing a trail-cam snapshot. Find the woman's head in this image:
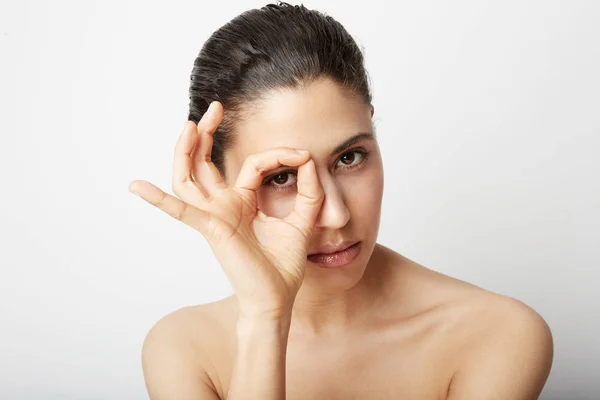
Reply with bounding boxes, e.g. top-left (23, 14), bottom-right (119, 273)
top-left (188, 1), bottom-right (373, 180)
top-left (188, 2), bottom-right (383, 287)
